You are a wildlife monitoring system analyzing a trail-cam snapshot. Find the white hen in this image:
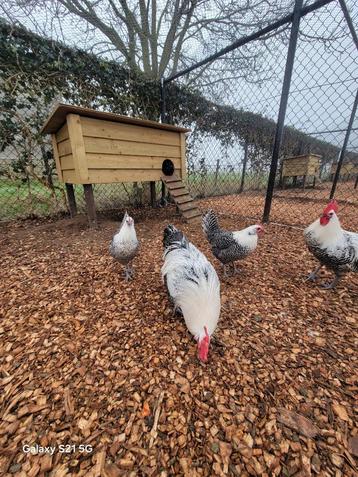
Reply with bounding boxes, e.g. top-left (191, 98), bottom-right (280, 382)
top-left (304, 200), bottom-right (358, 288)
top-left (162, 225), bottom-right (221, 362)
top-left (109, 211), bottom-right (139, 280)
